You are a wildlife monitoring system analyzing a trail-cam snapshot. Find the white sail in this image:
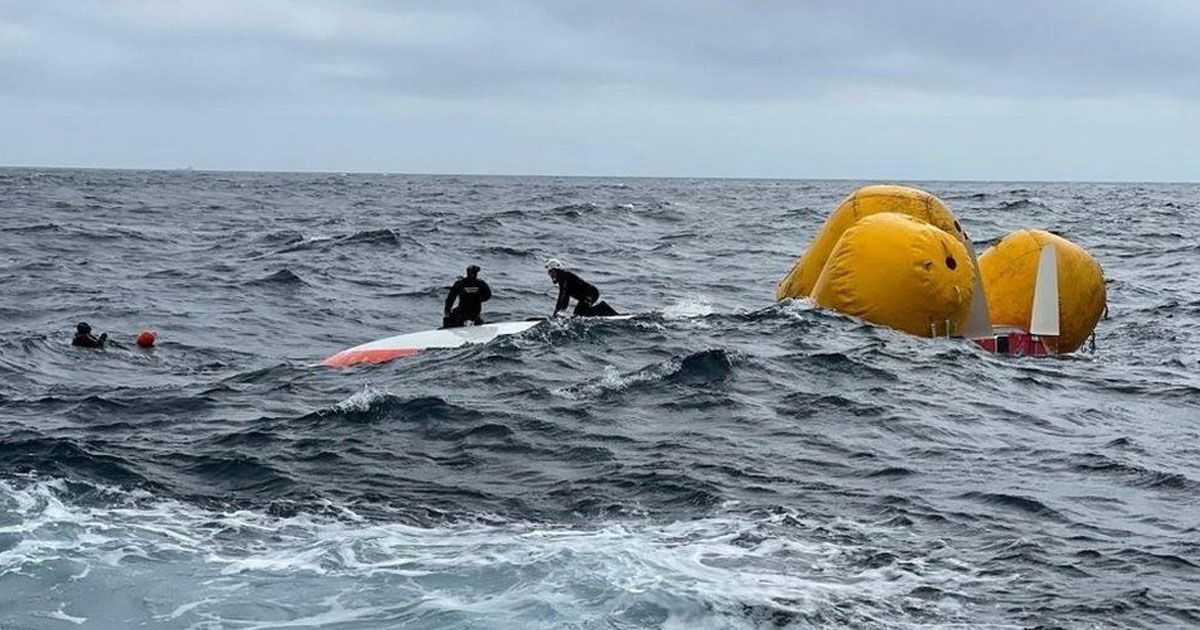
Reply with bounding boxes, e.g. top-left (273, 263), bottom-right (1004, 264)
top-left (1029, 244), bottom-right (1061, 337)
